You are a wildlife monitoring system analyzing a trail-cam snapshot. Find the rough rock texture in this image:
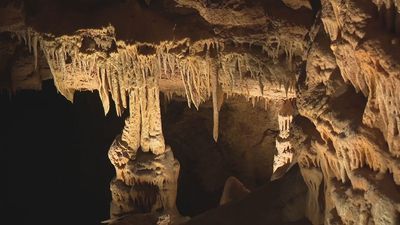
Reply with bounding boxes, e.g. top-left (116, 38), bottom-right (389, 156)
top-left (274, 99), bottom-right (296, 174)
top-left (294, 0), bottom-right (400, 224)
top-left (1, 0), bottom-right (400, 224)
top-left (282, 0), bottom-right (312, 10)
top-left (174, 0), bottom-right (268, 26)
